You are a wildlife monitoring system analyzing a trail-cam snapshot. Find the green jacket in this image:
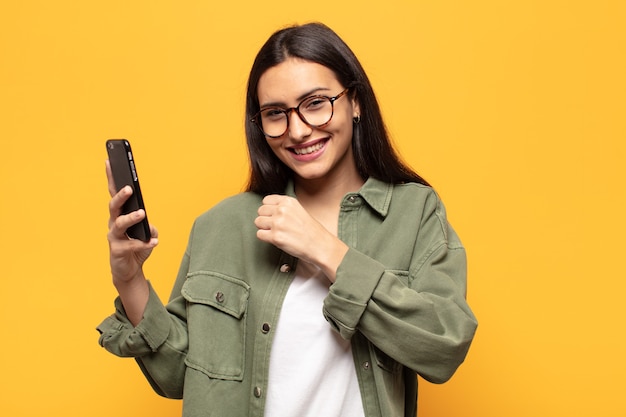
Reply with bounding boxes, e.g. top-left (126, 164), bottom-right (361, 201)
top-left (97, 178), bottom-right (477, 417)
